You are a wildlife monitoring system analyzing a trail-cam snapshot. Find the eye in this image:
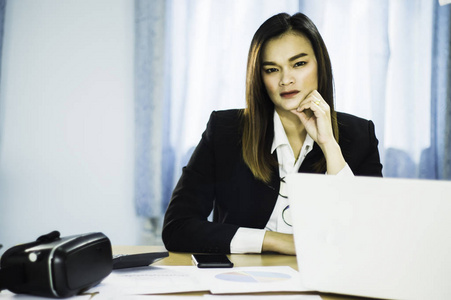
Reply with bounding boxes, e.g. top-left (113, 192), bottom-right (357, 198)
top-left (294, 61), bottom-right (306, 67)
top-left (264, 67), bottom-right (278, 74)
